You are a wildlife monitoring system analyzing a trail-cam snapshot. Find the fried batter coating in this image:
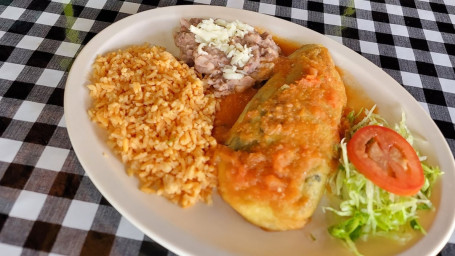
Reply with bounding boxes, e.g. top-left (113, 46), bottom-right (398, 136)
top-left (216, 44), bottom-right (347, 231)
